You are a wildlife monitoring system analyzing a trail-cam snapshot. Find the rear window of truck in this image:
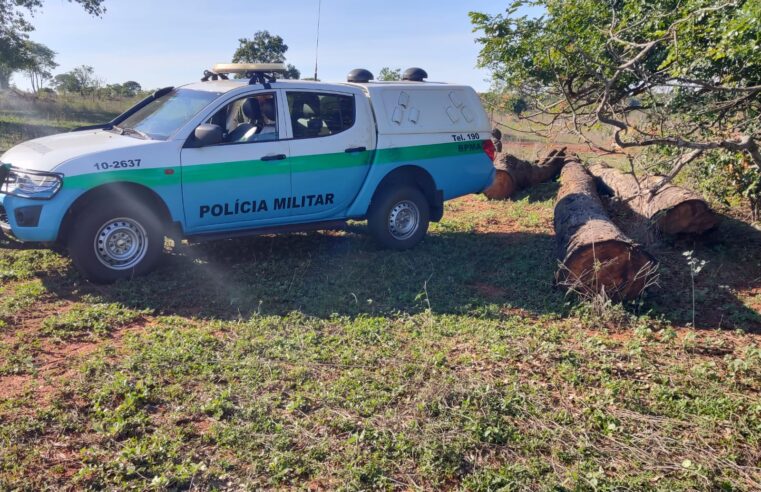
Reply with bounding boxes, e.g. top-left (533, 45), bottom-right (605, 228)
top-left (286, 92), bottom-right (355, 139)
